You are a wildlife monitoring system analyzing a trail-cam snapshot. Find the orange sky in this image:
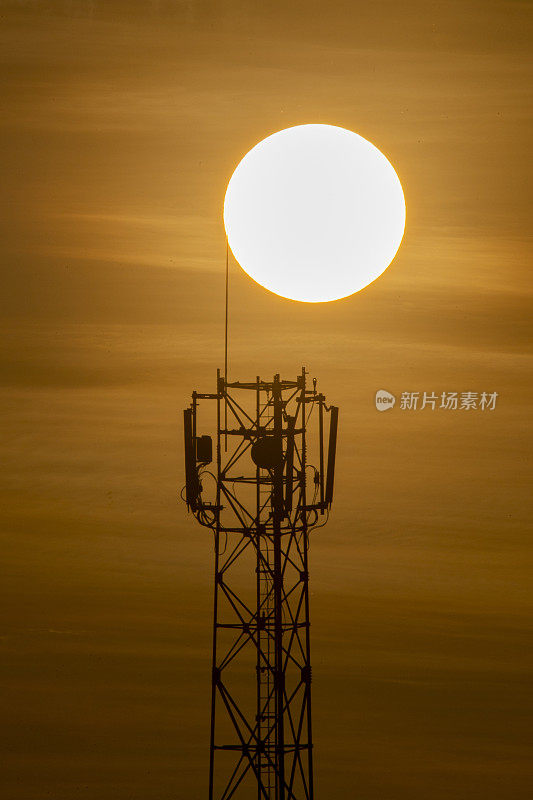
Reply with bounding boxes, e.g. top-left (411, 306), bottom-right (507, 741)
top-left (1, 2), bottom-right (532, 798)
